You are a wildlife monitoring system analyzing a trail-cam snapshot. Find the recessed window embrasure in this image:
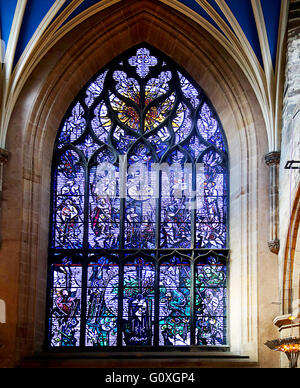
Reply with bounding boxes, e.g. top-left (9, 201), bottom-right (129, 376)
top-left (47, 44), bottom-right (229, 349)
